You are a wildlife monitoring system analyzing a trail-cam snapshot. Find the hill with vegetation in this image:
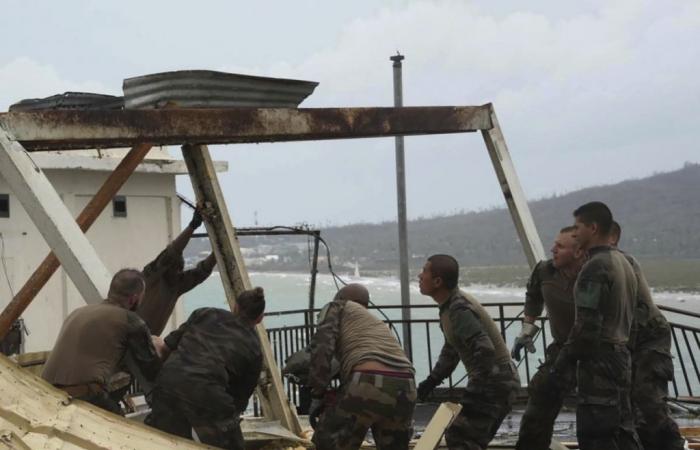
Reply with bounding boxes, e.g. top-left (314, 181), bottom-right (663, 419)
top-left (321, 162), bottom-right (700, 266)
top-left (187, 163), bottom-right (700, 289)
